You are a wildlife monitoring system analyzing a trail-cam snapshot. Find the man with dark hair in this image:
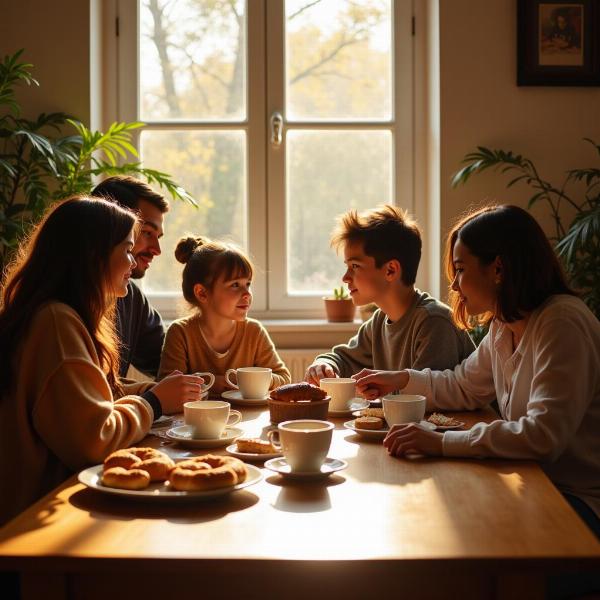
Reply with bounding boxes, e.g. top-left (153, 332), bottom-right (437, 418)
top-left (92, 176), bottom-right (168, 378)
